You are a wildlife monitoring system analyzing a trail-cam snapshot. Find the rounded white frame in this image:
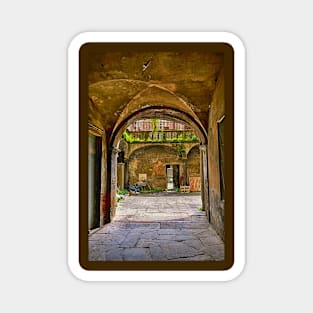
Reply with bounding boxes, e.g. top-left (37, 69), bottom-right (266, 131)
top-left (67, 32), bottom-right (246, 282)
